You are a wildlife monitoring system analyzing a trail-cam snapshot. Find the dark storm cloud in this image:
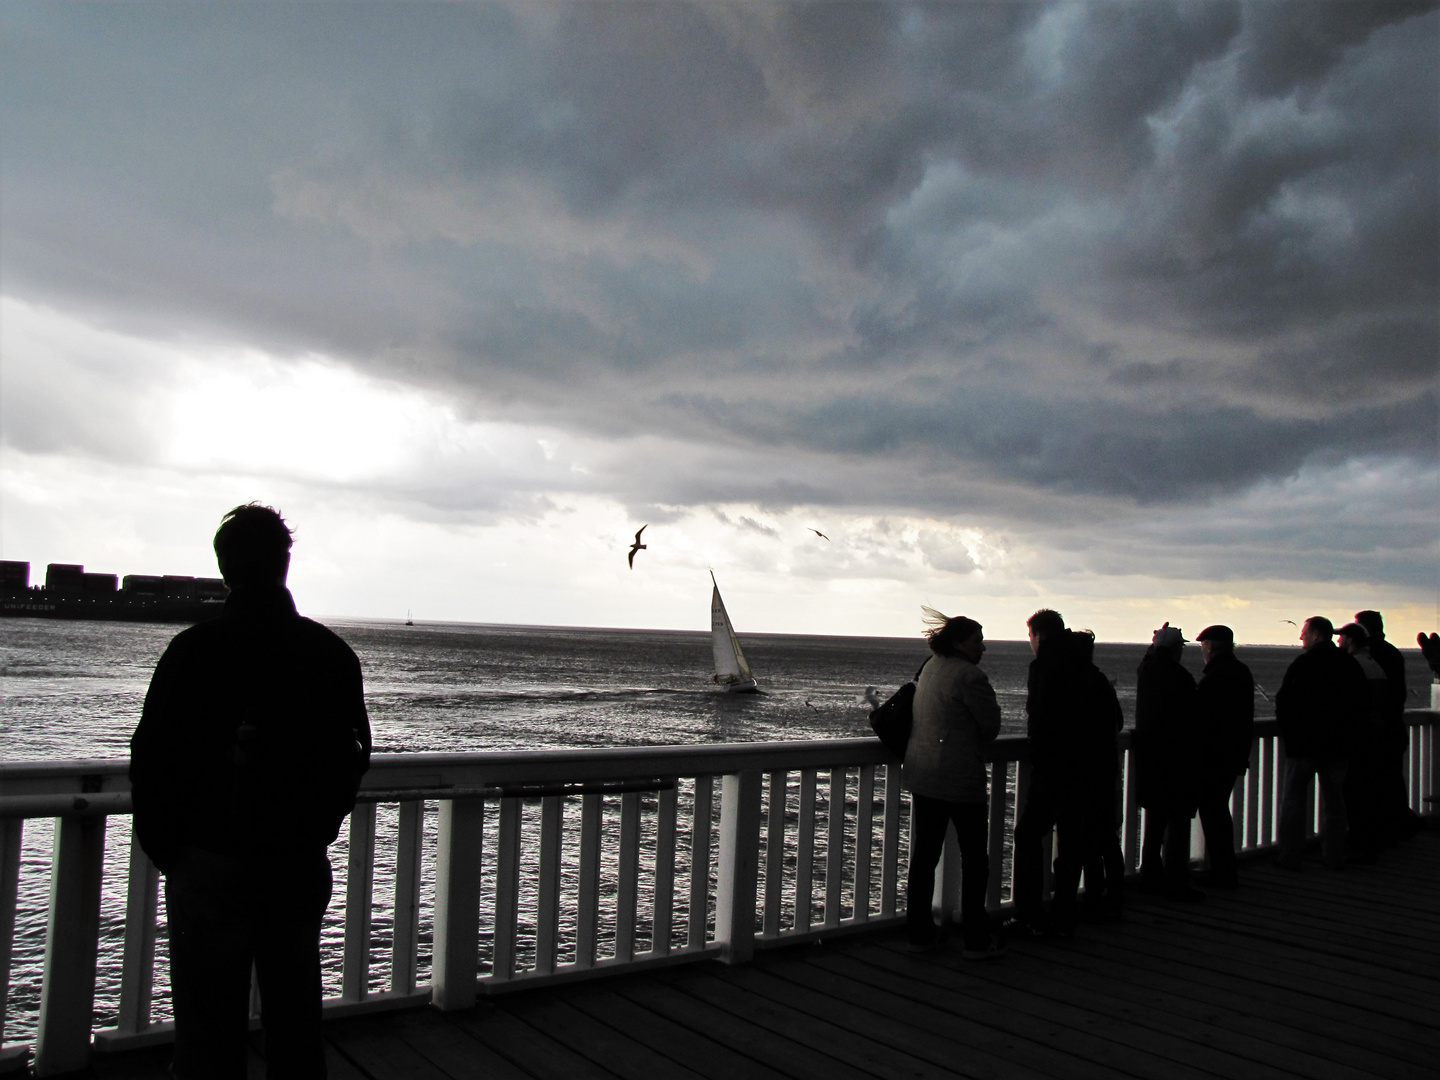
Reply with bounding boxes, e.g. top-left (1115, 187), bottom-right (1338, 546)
top-left (1, 1), bottom-right (1435, 545)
